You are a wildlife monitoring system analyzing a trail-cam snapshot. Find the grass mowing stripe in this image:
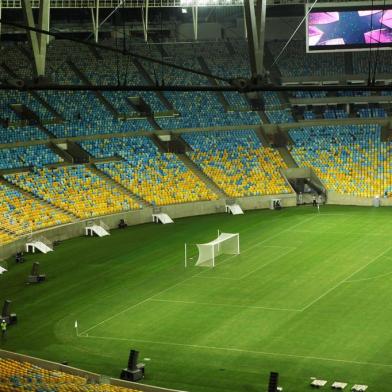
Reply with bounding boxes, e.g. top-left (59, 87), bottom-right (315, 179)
top-left (149, 298), bottom-right (302, 312)
top-left (301, 246), bottom-right (392, 311)
top-left (81, 214), bottom-right (317, 336)
top-left (79, 334), bottom-right (392, 369)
